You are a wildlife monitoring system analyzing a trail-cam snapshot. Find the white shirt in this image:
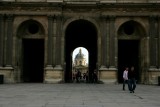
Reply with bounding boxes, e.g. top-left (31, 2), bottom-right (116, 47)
top-left (123, 70), bottom-right (128, 80)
